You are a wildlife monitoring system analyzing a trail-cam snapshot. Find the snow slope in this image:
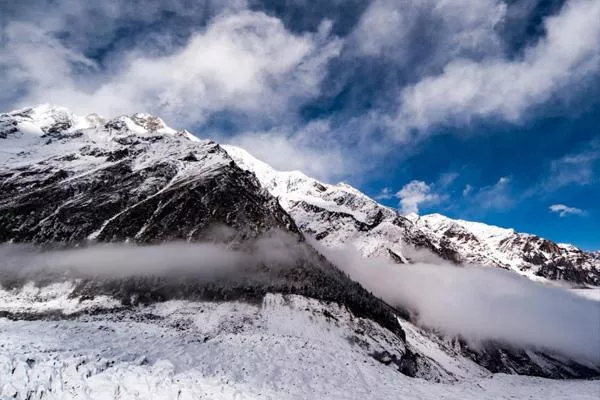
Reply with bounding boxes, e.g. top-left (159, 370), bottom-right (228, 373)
top-left (408, 213), bottom-right (600, 284)
top-left (223, 145), bottom-right (415, 261)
